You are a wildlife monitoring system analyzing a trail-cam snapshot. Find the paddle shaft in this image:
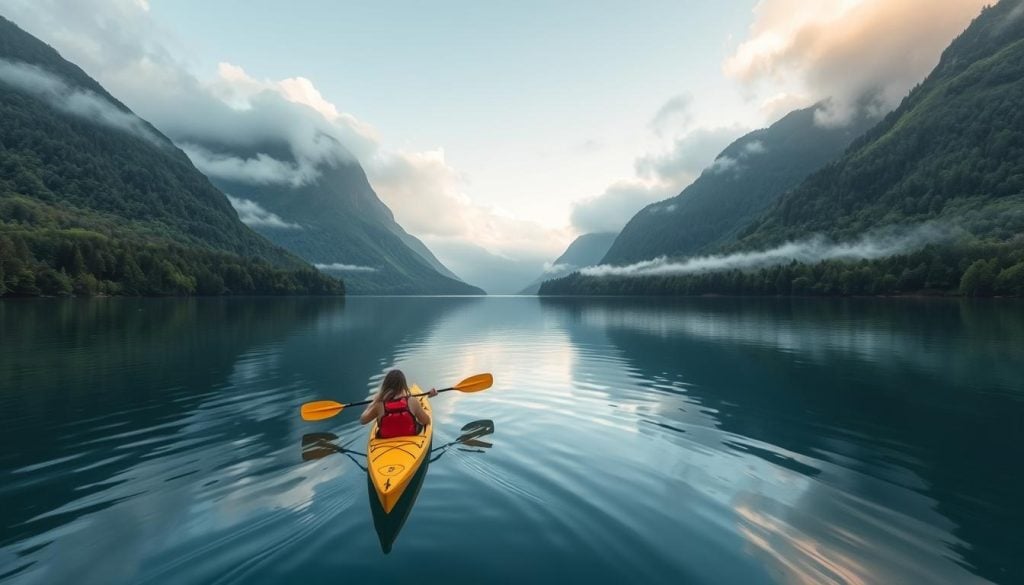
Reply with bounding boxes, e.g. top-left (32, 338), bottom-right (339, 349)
top-left (342, 386), bottom-right (455, 411)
